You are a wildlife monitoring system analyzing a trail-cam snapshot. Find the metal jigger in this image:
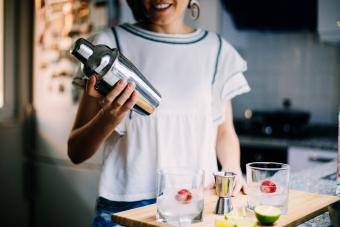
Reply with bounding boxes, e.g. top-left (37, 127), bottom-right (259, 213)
top-left (213, 172), bottom-right (236, 215)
